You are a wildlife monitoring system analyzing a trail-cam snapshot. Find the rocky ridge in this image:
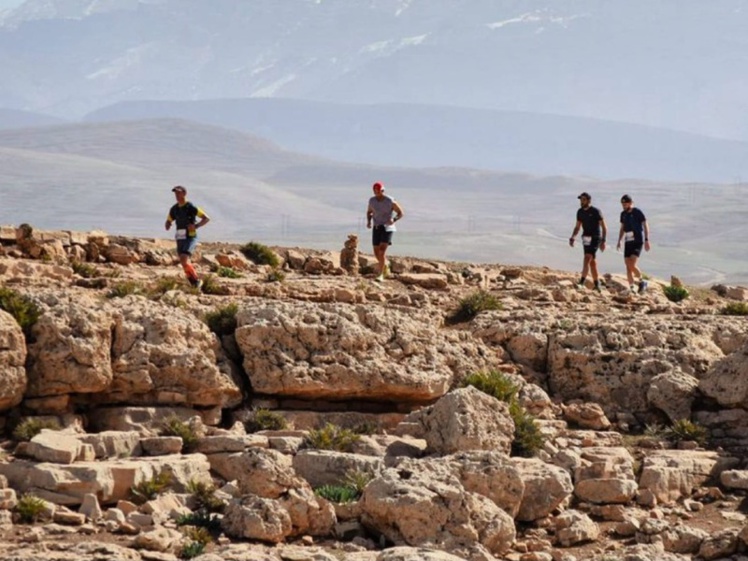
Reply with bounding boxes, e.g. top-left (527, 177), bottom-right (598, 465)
top-left (2, 224), bottom-right (748, 561)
